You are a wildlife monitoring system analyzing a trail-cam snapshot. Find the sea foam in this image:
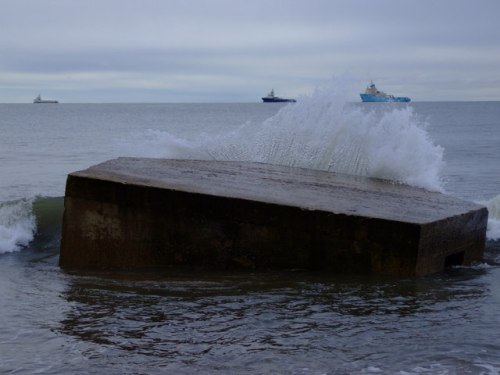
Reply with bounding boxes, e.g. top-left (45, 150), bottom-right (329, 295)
top-left (126, 78), bottom-right (445, 192)
top-left (485, 194), bottom-right (500, 240)
top-left (0, 199), bottom-right (35, 253)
